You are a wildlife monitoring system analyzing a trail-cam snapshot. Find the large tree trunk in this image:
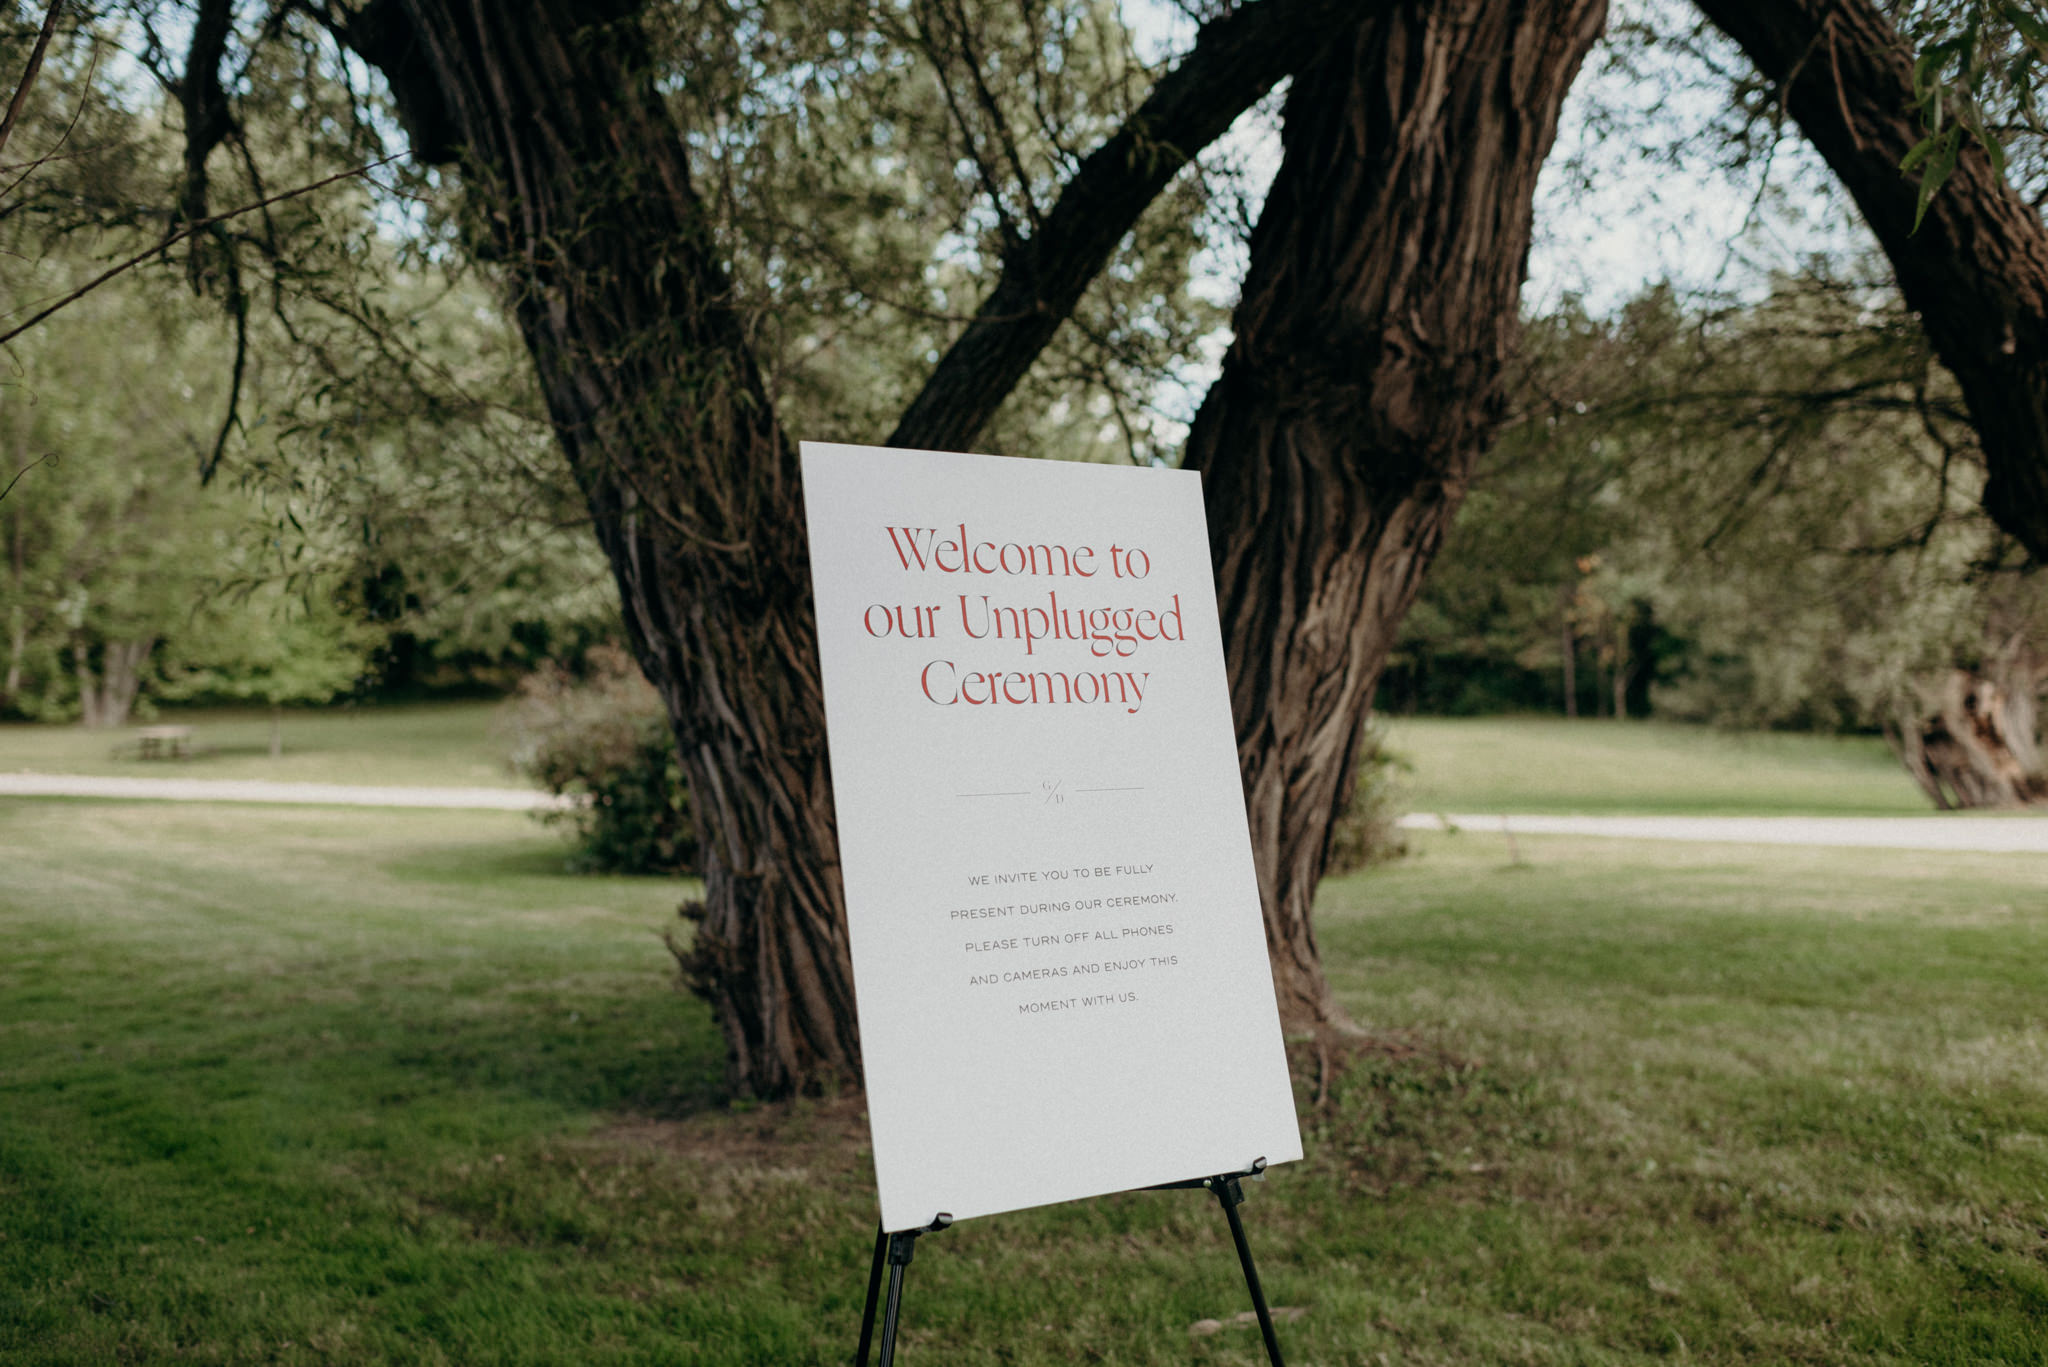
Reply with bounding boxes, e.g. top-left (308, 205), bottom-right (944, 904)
top-left (5, 500), bottom-right (22, 704)
top-left (1560, 602), bottom-right (1579, 720)
top-left (100, 638), bottom-right (151, 728)
top-left (73, 637), bottom-right (152, 728)
top-left (1693, 0), bottom-right (2048, 561)
top-left (73, 641), bottom-right (99, 728)
top-left (1184, 0), bottom-right (1606, 1031)
top-left (333, 0), bottom-right (1393, 1096)
top-left (886, 0), bottom-right (1362, 453)
top-left (348, 0), bottom-right (856, 1096)
top-left (339, 0), bottom-right (1605, 1083)
top-left (4, 621), bottom-right (21, 703)
top-left (1892, 646), bottom-right (2047, 810)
